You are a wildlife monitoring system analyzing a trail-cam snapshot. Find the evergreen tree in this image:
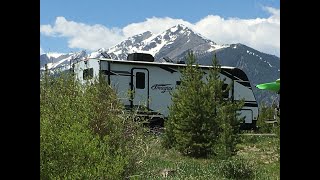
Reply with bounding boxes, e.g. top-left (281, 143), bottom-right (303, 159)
top-left (206, 54), bottom-right (243, 158)
top-left (163, 52), bottom-right (243, 158)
